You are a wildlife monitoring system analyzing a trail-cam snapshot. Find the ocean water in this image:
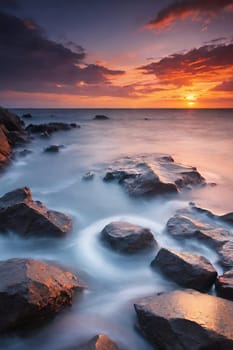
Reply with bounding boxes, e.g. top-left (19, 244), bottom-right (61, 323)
top-left (0, 108), bottom-right (233, 349)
